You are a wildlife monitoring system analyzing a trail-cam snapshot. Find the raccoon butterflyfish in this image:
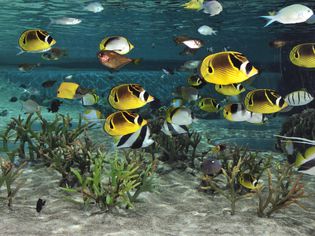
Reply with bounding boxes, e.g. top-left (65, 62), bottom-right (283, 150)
top-left (57, 82), bottom-right (92, 100)
top-left (244, 89), bottom-right (288, 114)
top-left (174, 86), bottom-right (200, 102)
top-left (181, 0), bottom-right (204, 10)
top-left (18, 29), bottom-right (56, 54)
top-left (198, 97), bottom-right (220, 112)
top-left (108, 84), bottom-right (154, 110)
top-left (99, 36), bottom-right (134, 55)
top-left (81, 93), bottom-right (99, 106)
top-left (223, 103), bottom-right (250, 122)
top-left (161, 120), bottom-right (188, 136)
top-left (187, 74), bottom-right (206, 89)
top-left (97, 50), bottom-right (141, 70)
top-left (238, 173), bottom-right (261, 190)
top-left (104, 111), bottom-right (147, 136)
top-left (215, 83), bottom-right (245, 96)
top-left (82, 109), bottom-right (102, 123)
top-left (165, 106), bottom-right (194, 126)
top-left (289, 43), bottom-right (315, 68)
top-left (115, 125), bottom-right (154, 149)
top-left (199, 51), bottom-right (258, 85)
